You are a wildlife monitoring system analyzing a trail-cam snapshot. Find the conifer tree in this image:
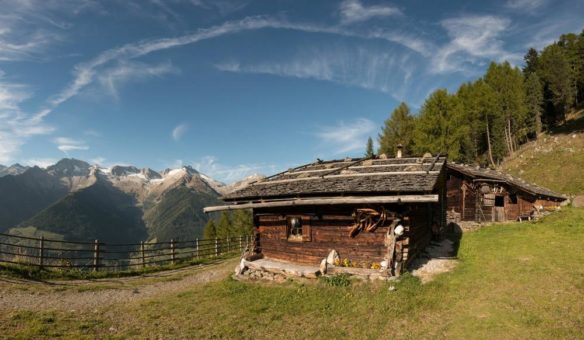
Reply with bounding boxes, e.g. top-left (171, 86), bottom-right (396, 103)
top-left (525, 73), bottom-right (544, 136)
top-left (412, 89), bottom-right (467, 160)
top-left (484, 62), bottom-right (528, 155)
top-left (538, 44), bottom-right (575, 125)
top-left (203, 219), bottom-right (217, 239)
top-left (523, 48), bottom-right (539, 76)
top-left (216, 211), bottom-right (232, 239)
top-left (231, 209), bottom-right (254, 236)
top-left (378, 102), bottom-right (415, 156)
top-left (365, 137), bottom-right (374, 158)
